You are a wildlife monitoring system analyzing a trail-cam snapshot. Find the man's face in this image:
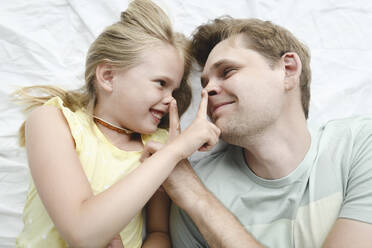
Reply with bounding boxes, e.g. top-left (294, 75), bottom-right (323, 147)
top-left (201, 34), bottom-right (286, 144)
